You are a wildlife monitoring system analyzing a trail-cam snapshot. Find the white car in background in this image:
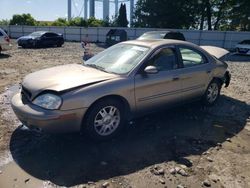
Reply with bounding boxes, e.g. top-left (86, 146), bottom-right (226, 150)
top-left (0, 28), bottom-right (11, 54)
top-left (235, 40), bottom-right (250, 55)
